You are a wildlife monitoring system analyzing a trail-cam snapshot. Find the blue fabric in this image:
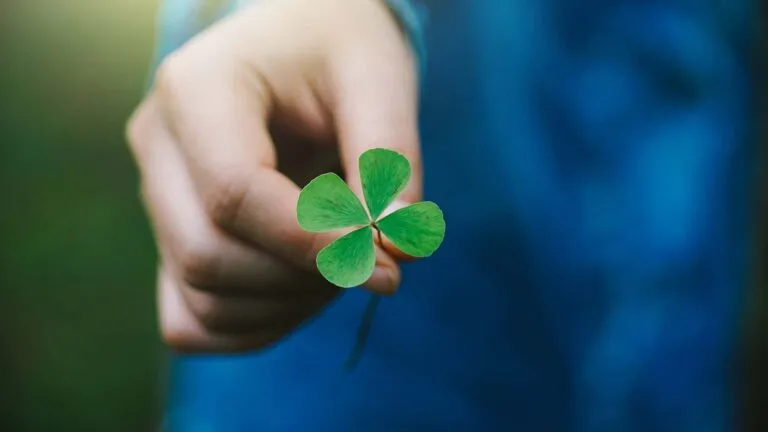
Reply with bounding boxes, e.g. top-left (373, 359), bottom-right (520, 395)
top-left (157, 1), bottom-right (761, 431)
